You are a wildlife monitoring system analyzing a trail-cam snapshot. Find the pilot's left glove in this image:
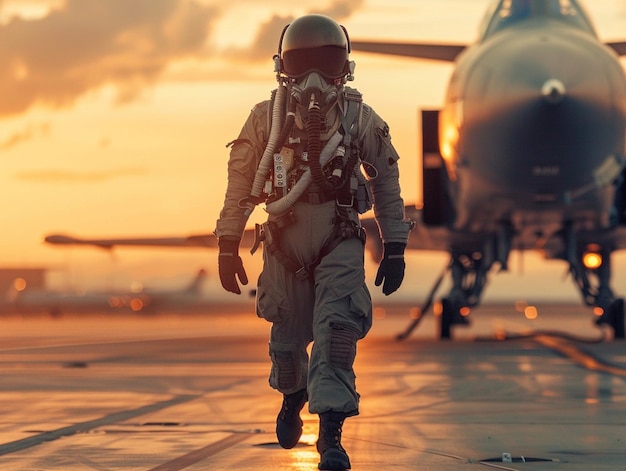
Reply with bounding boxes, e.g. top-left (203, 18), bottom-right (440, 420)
top-left (375, 242), bottom-right (406, 296)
